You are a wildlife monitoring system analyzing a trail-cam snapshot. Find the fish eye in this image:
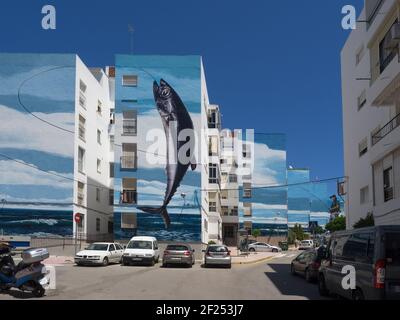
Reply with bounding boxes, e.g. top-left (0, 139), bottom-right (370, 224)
top-left (161, 87), bottom-right (171, 98)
